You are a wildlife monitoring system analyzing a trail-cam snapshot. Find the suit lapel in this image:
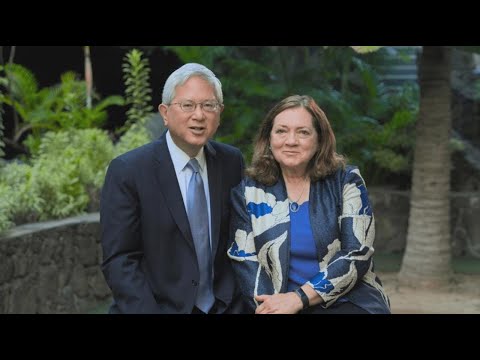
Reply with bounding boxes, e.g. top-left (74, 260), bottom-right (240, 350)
top-left (205, 142), bottom-right (221, 259)
top-left (153, 134), bottom-right (195, 252)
